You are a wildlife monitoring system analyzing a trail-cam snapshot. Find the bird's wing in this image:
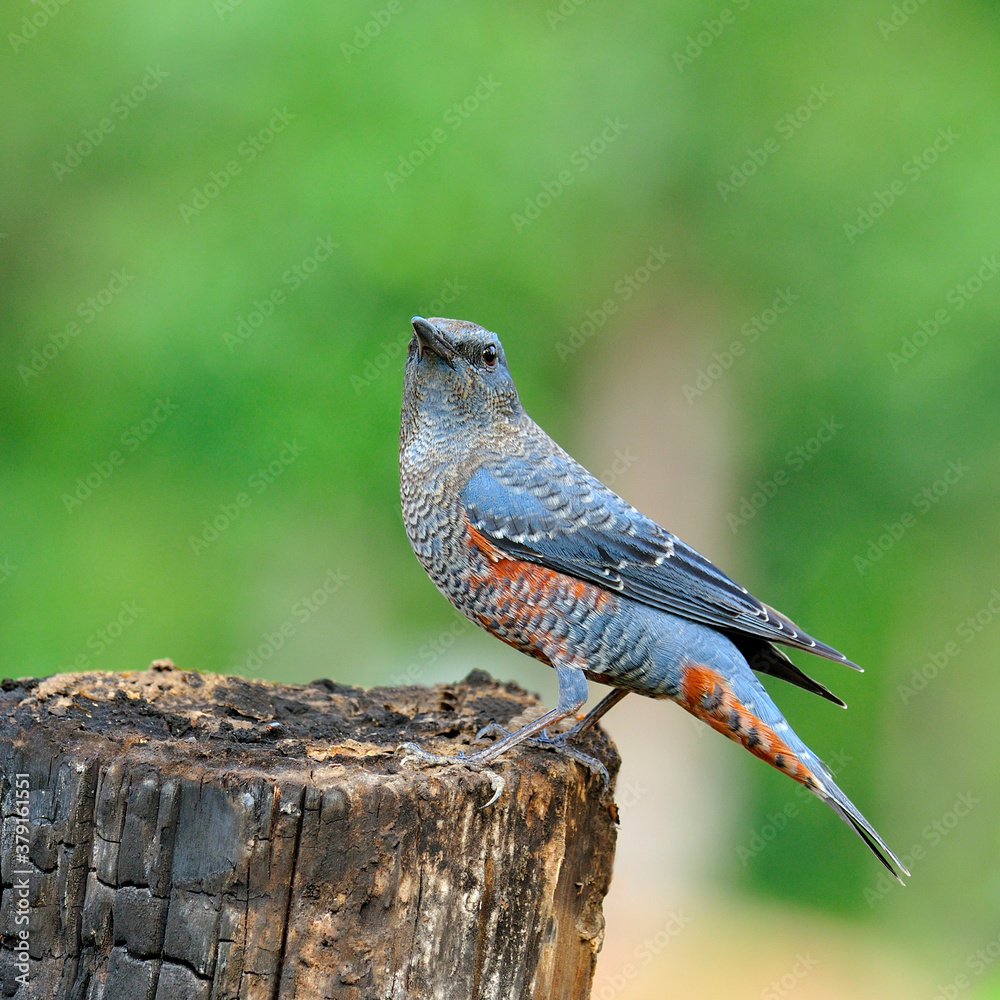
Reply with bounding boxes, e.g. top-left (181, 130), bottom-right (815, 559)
top-left (727, 636), bottom-right (847, 706)
top-left (461, 456), bottom-right (859, 668)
